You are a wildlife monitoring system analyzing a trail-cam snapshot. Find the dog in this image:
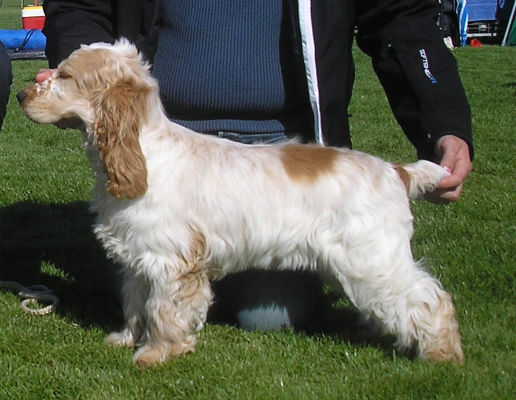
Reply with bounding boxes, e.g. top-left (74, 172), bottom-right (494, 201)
top-left (18, 40), bottom-right (463, 368)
